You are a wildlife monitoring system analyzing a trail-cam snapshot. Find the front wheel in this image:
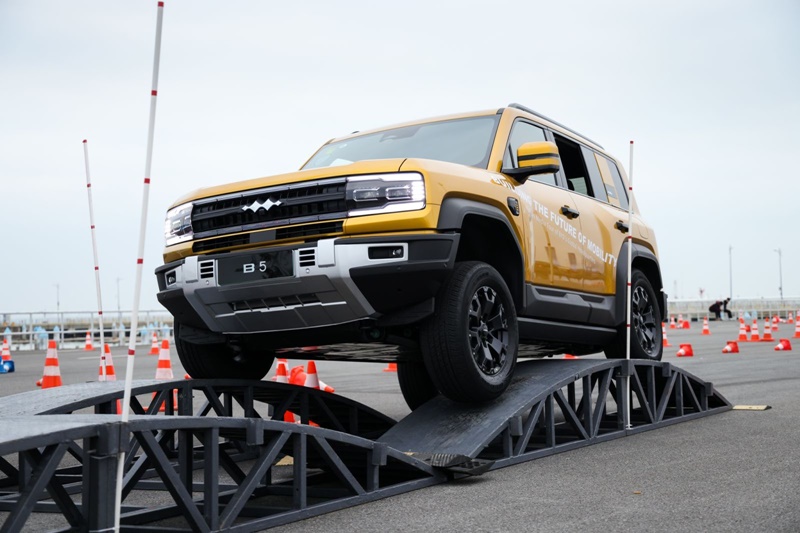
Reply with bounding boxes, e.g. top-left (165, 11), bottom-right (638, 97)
top-left (605, 270), bottom-right (663, 361)
top-left (421, 261), bottom-right (518, 403)
top-left (174, 322), bottom-right (275, 380)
